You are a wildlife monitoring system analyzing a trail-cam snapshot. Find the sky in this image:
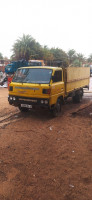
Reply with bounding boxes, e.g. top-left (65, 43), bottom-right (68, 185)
top-left (0, 0), bottom-right (92, 58)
